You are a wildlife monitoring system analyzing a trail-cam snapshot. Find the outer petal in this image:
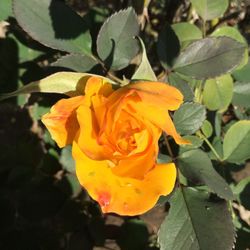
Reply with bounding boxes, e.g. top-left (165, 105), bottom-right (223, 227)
top-left (41, 96), bottom-right (84, 147)
top-left (84, 76), bottom-right (114, 106)
top-left (128, 81), bottom-right (183, 111)
top-left (127, 101), bottom-right (189, 145)
top-left (105, 84), bottom-right (188, 145)
top-left (73, 142), bottom-right (177, 216)
top-left (75, 105), bottom-right (108, 160)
